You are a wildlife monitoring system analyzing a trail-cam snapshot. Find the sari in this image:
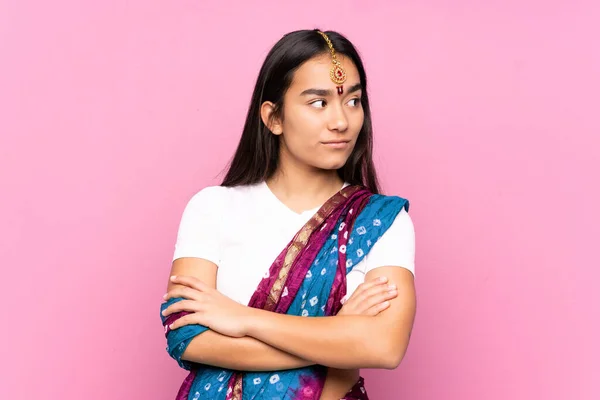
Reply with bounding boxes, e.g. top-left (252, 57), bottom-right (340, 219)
top-left (160, 185), bottom-right (409, 400)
